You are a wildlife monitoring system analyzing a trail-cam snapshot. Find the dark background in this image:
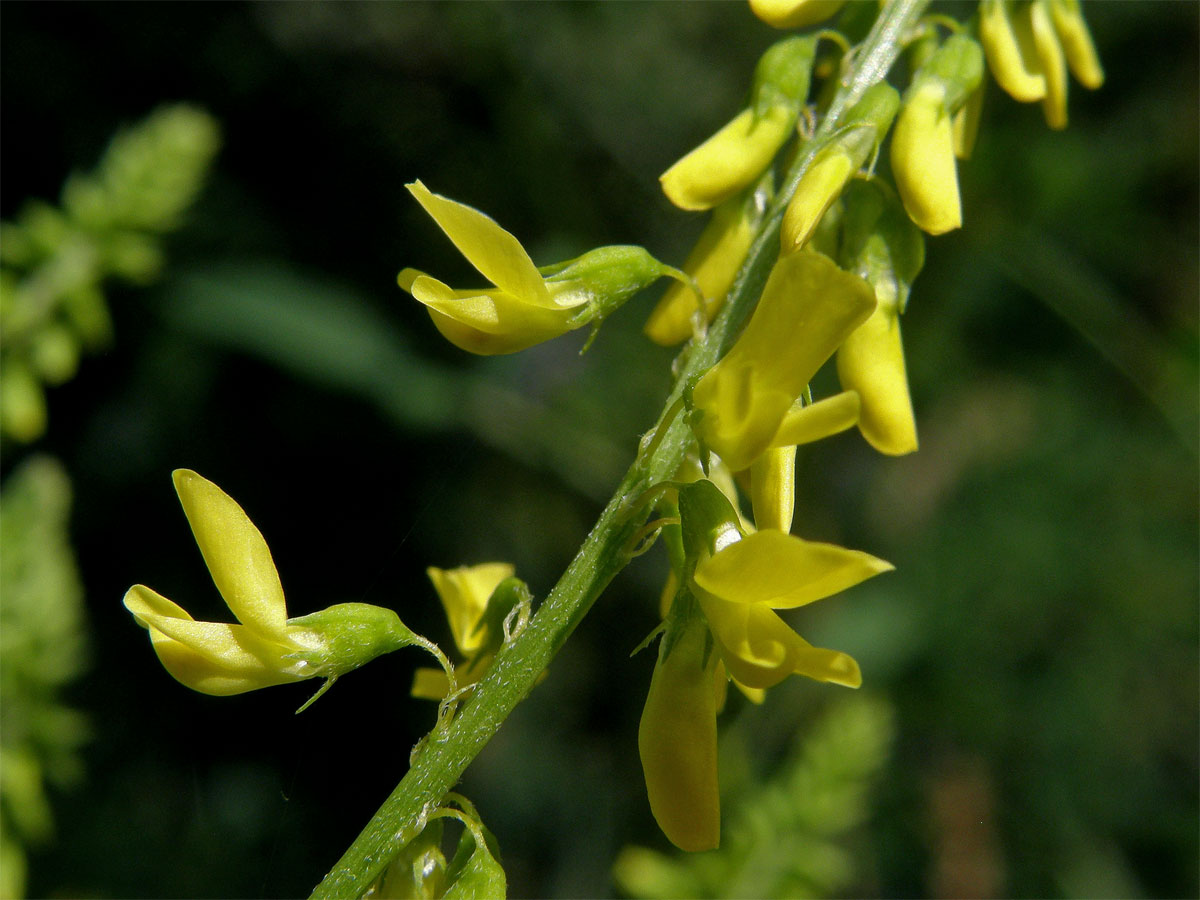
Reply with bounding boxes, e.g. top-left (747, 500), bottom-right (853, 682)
top-left (2, 2), bottom-right (1197, 897)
